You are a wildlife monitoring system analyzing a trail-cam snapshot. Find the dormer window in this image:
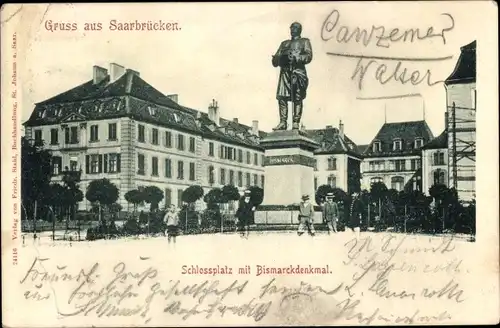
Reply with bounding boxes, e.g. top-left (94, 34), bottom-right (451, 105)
top-left (173, 113), bottom-right (180, 123)
top-left (148, 105), bottom-right (158, 116)
top-left (372, 141), bottom-right (381, 152)
top-left (393, 138), bottom-right (402, 151)
top-left (414, 138), bottom-right (423, 149)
